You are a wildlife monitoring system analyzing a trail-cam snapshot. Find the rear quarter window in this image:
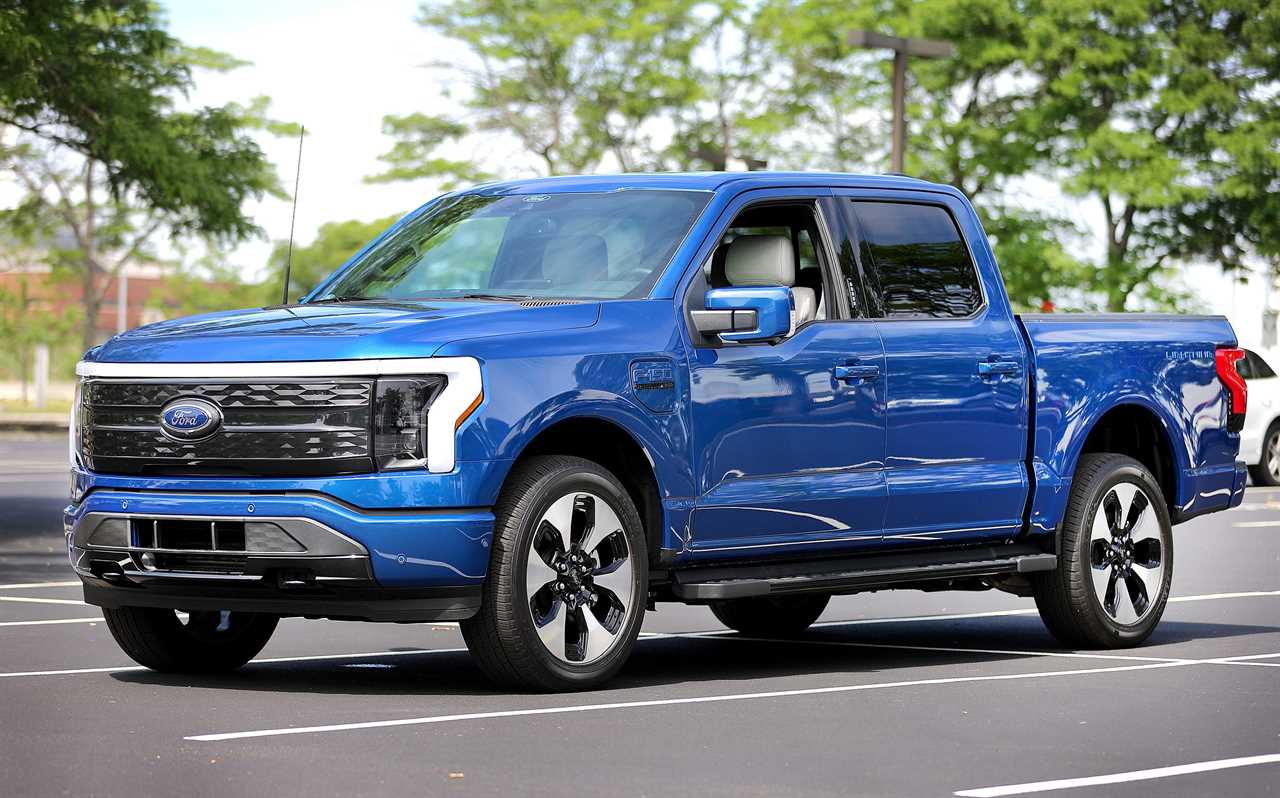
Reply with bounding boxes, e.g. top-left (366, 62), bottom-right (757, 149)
top-left (851, 201), bottom-right (982, 318)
